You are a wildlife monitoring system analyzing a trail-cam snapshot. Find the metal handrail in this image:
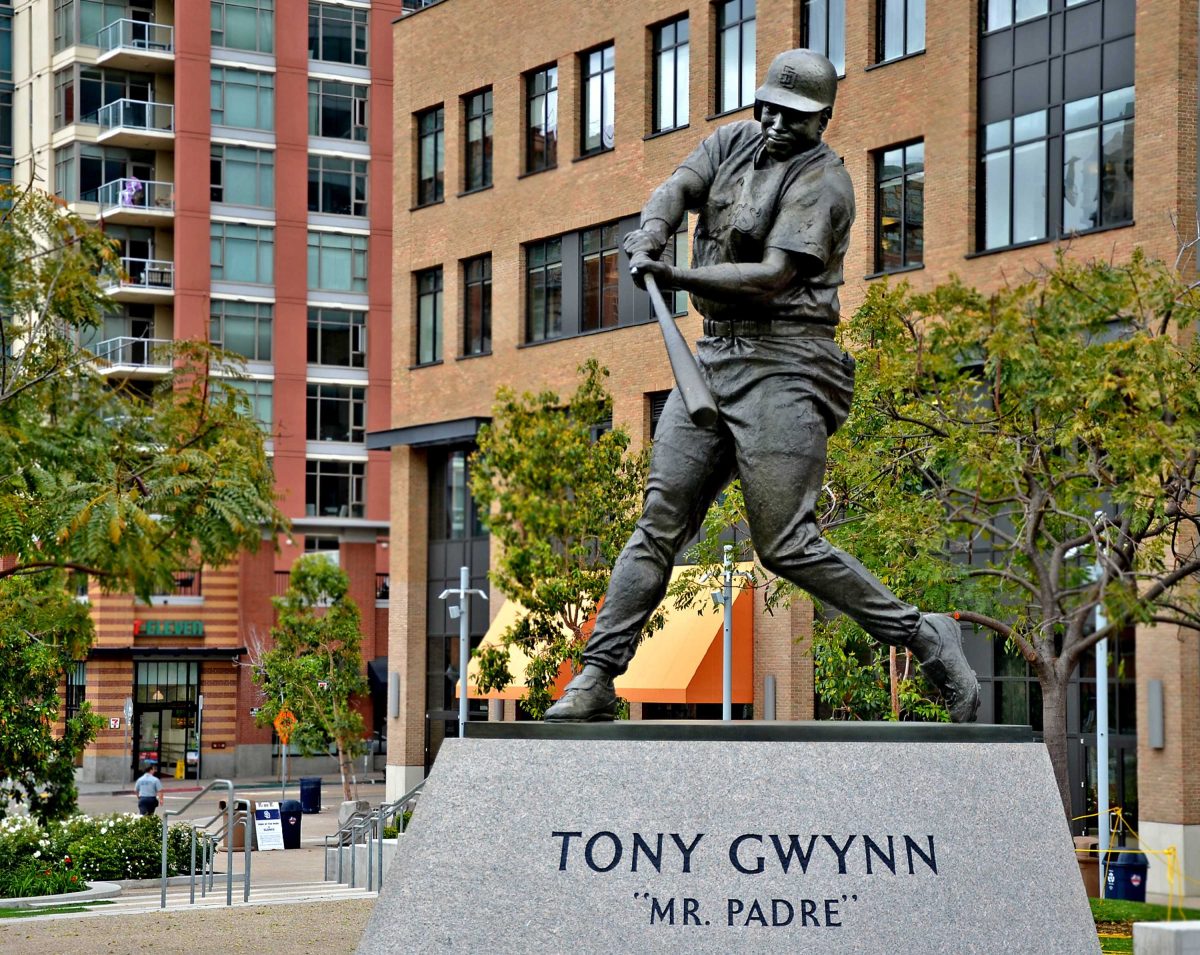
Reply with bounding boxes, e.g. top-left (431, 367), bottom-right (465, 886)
top-left (91, 335), bottom-right (173, 367)
top-left (372, 781), bottom-right (424, 890)
top-left (161, 779), bottom-right (235, 908)
top-left (96, 18), bottom-right (174, 55)
top-left (102, 256), bottom-right (175, 292)
top-left (324, 807), bottom-right (373, 882)
top-left (97, 97), bottom-right (175, 134)
top-left (98, 177), bottom-right (175, 213)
